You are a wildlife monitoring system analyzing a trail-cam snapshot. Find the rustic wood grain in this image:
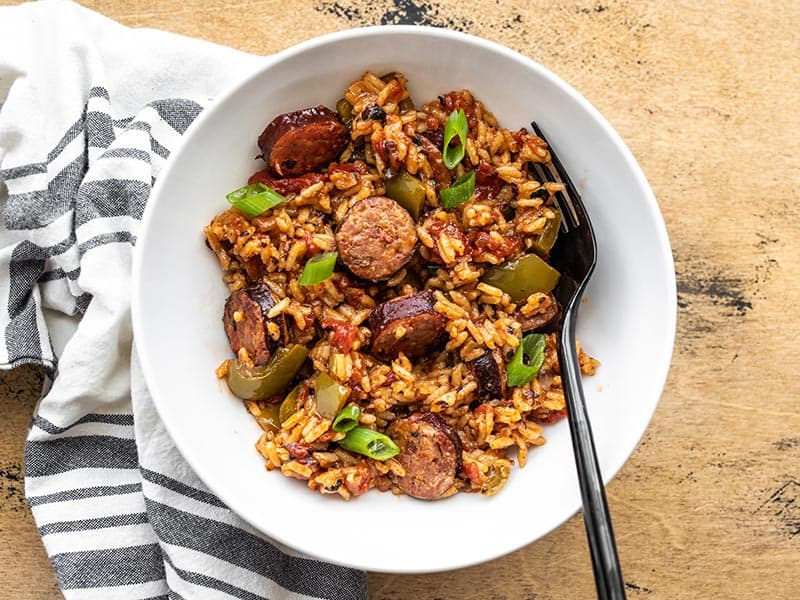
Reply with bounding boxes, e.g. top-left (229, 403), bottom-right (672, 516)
top-left (0, 365), bottom-right (61, 598)
top-left (1, 0), bottom-right (798, 598)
